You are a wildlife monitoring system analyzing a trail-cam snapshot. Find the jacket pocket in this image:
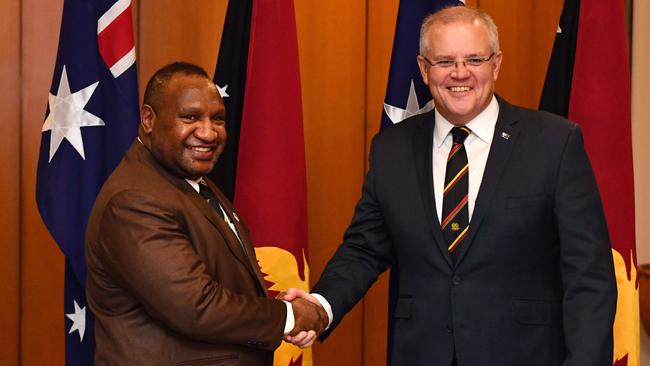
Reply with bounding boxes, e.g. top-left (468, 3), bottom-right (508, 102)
top-left (174, 354), bottom-right (239, 366)
top-left (506, 194), bottom-right (546, 209)
top-left (514, 299), bottom-right (561, 325)
top-left (393, 297), bottom-right (413, 319)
